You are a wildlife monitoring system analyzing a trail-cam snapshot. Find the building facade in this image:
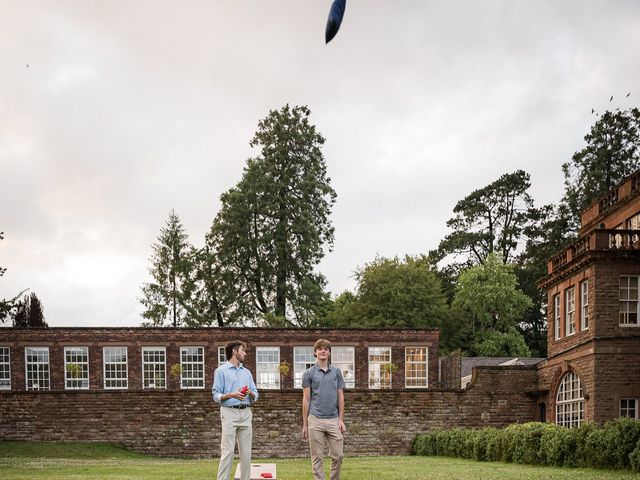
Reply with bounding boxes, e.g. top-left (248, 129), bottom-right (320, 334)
top-left (537, 171), bottom-right (640, 426)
